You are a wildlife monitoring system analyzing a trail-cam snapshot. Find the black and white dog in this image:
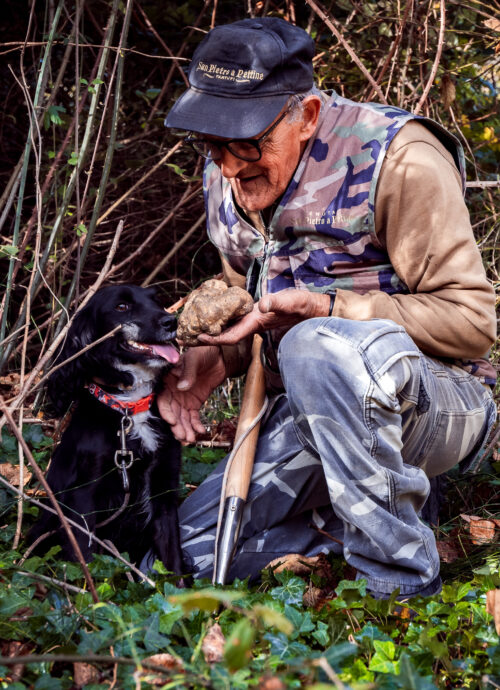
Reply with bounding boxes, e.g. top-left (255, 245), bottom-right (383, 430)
top-left (28, 285), bottom-right (183, 574)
